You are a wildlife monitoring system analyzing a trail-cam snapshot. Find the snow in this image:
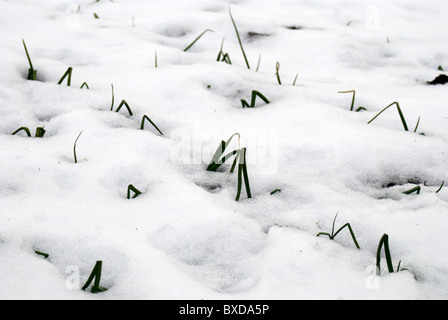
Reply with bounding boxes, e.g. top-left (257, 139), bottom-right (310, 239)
top-left (0, 0), bottom-right (448, 300)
